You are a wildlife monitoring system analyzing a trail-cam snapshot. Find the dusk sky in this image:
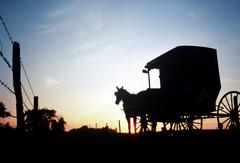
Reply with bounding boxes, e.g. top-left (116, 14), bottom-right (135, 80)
top-left (0, 0), bottom-right (240, 132)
